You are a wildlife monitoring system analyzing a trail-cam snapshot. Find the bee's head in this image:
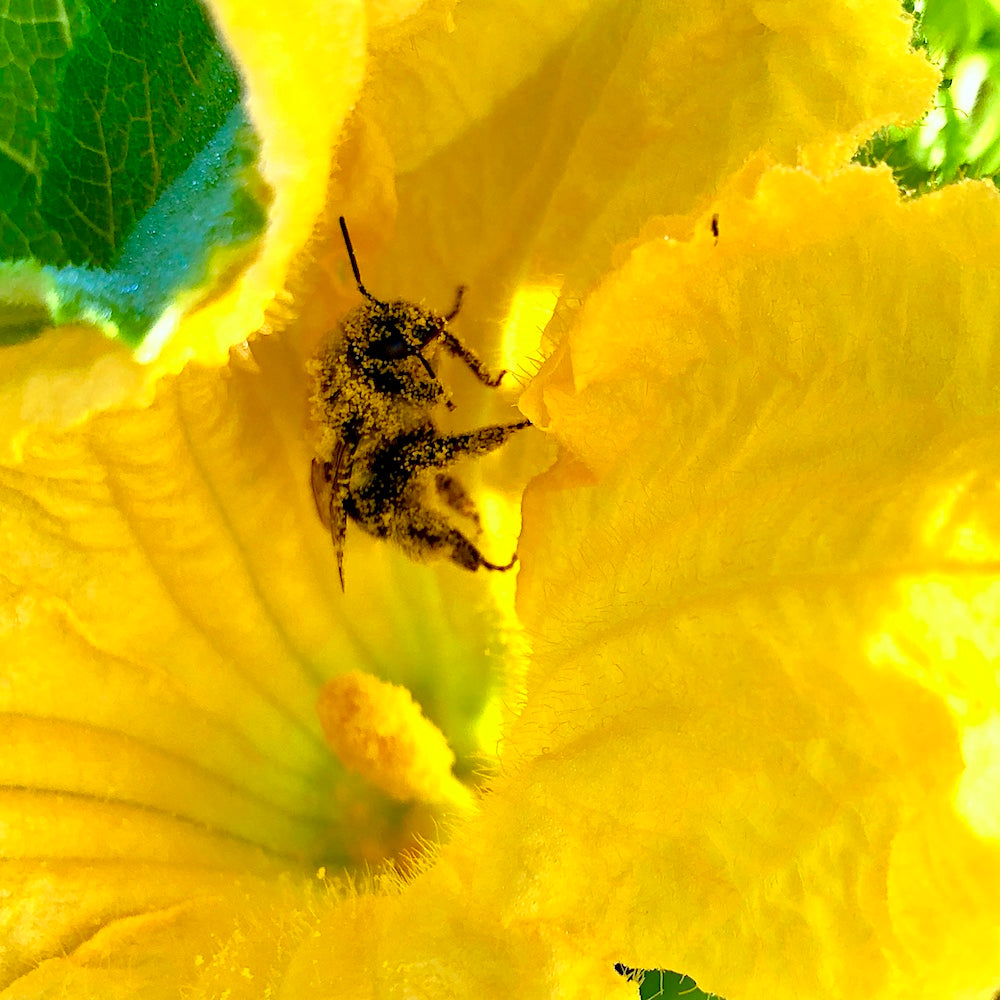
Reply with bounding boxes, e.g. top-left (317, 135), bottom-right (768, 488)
top-left (338, 217), bottom-right (465, 369)
top-left (358, 299), bottom-right (448, 363)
